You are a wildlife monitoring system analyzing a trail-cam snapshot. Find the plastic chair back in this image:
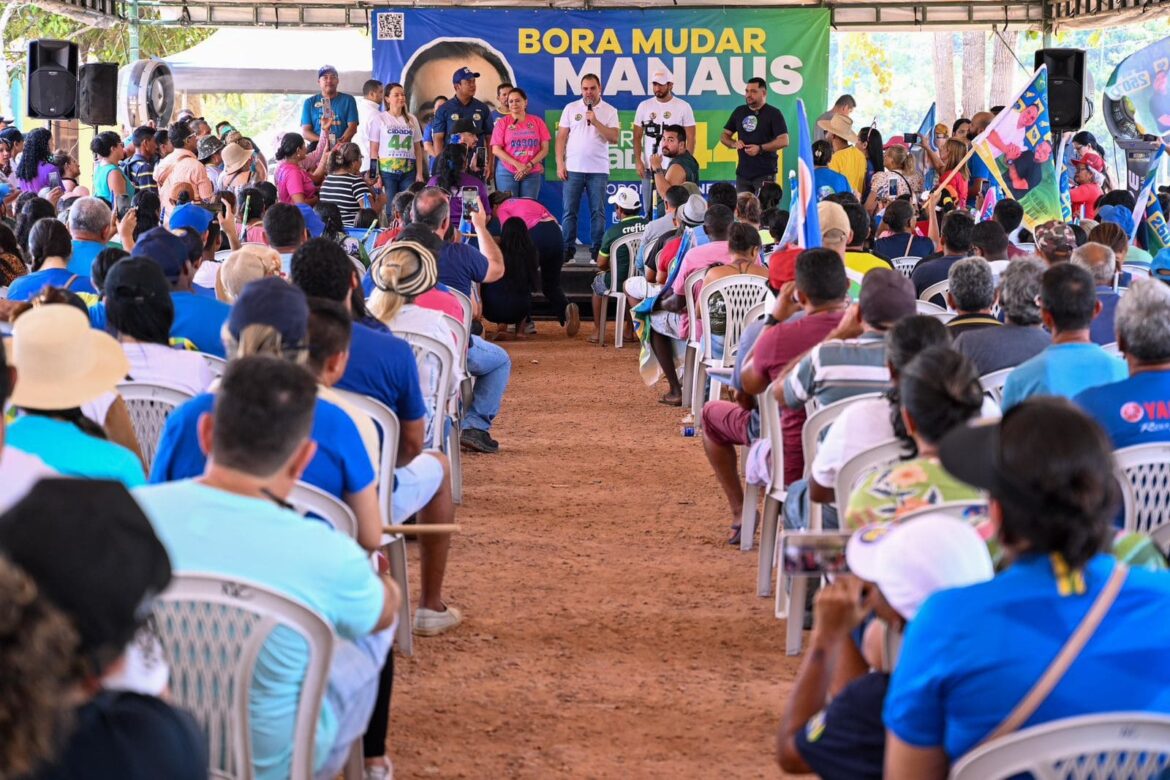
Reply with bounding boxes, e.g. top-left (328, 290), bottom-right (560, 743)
top-left (697, 273), bottom-right (770, 368)
top-left (801, 392), bottom-right (884, 528)
top-left (154, 572), bottom-right (335, 780)
top-left (448, 288), bottom-right (474, 334)
top-left (288, 481), bottom-right (358, 539)
top-left (916, 298), bottom-right (948, 315)
top-left (396, 329), bottom-right (456, 449)
top-left (979, 367), bottom-right (1014, 406)
top-left (920, 279), bottom-right (951, 306)
top-left (1114, 443), bottom-right (1170, 536)
top-left (606, 231), bottom-right (645, 296)
top-left (117, 381), bottom-right (196, 472)
top-left (201, 353), bottom-right (228, 378)
top-left (833, 438), bottom-right (904, 507)
top-left (891, 256), bottom-right (921, 277)
top-left (761, 379), bottom-right (785, 497)
top-left (1101, 341), bottom-right (1122, 358)
top-left (949, 712), bottom-right (1170, 780)
top-left (682, 267), bottom-right (706, 344)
